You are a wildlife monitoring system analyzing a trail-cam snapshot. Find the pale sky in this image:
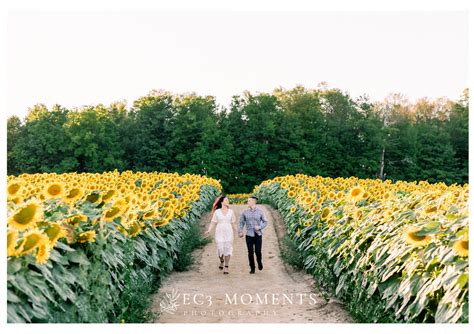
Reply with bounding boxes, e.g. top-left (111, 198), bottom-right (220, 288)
top-left (7, 10), bottom-right (468, 119)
